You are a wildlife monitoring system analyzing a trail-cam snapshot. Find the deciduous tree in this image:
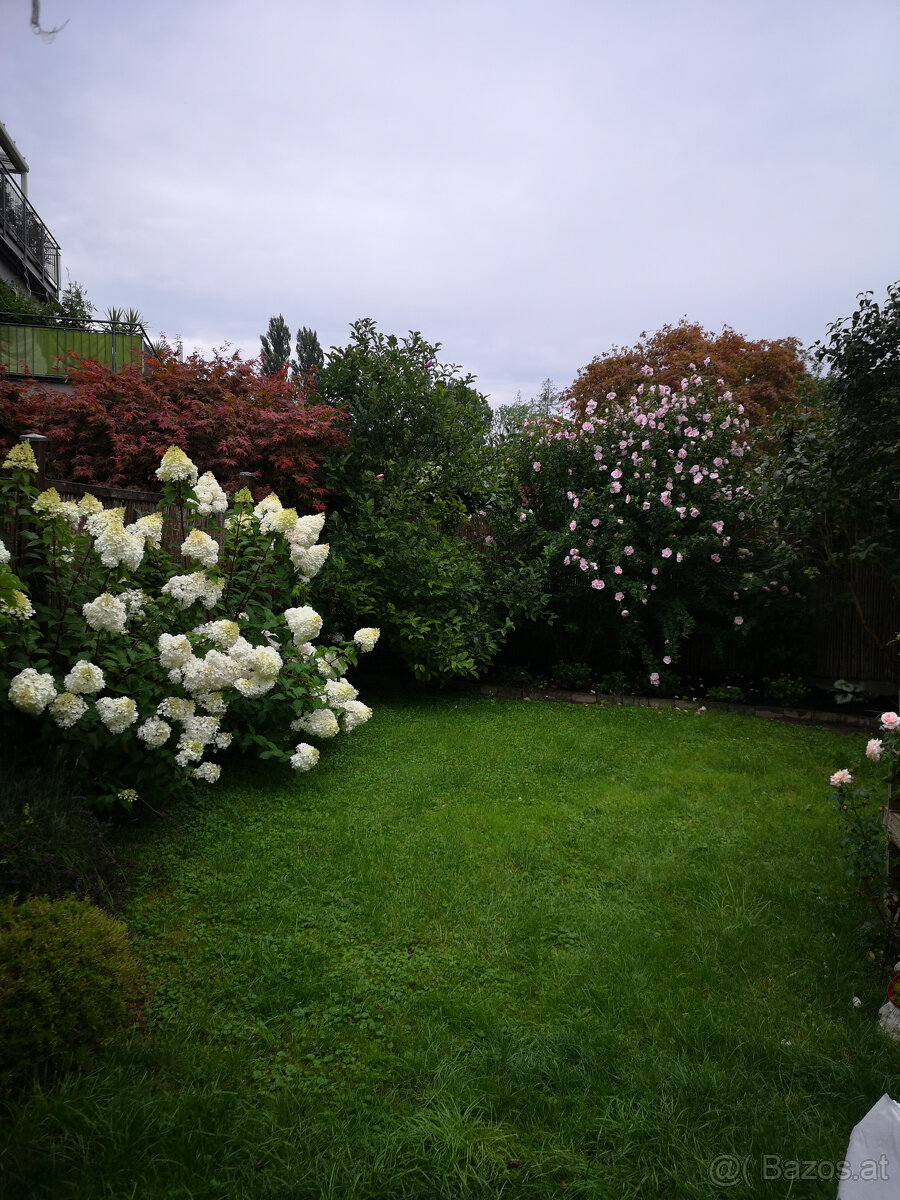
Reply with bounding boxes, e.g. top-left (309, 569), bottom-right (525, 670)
top-left (565, 320), bottom-right (810, 426)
